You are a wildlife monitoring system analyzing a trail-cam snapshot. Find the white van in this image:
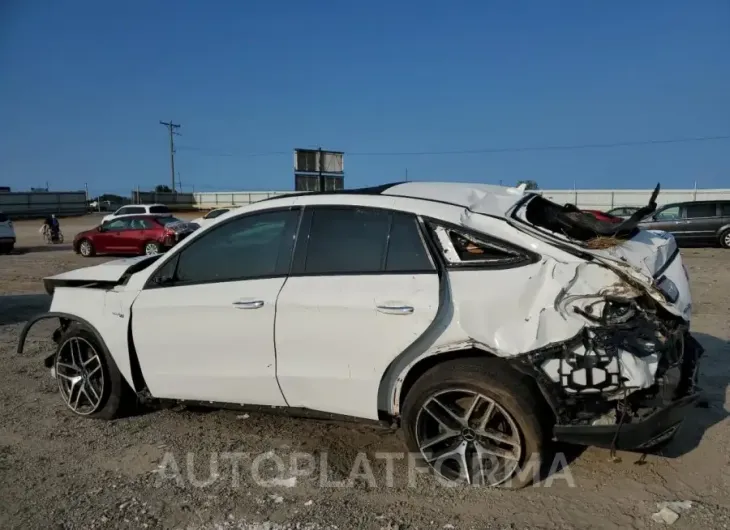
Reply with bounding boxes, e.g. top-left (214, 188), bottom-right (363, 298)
top-left (0, 211), bottom-right (16, 253)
